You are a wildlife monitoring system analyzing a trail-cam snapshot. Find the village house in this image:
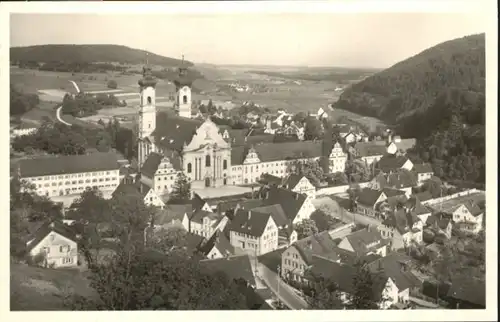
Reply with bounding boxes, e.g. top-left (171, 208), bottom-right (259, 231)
top-left (354, 188), bottom-right (388, 217)
top-left (228, 209), bottom-right (279, 256)
top-left (260, 187), bottom-right (316, 224)
top-left (26, 221), bottom-right (79, 268)
top-left (337, 227), bottom-right (388, 257)
top-left (371, 170), bottom-right (418, 196)
top-left (449, 201), bottom-right (484, 234)
top-left (11, 122), bottom-right (38, 137)
top-left (199, 229), bottom-right (235, 259)
top-left (280, 231), bottom-right (337, 282)
top-left (376, 134), bottom-right (416, 156)
top-left (350, 142), bottom-right (387, 165)
top-left (281, 173), bottom-right (316, 199)
top-left (412, 163), bottom-right (434, 185)
top-left (200, 254), bottom-right (258, 290)
top-left (139, 151), bottom-right (180, 196)
top-left (377, 207), bottom-right (424, 250)
top-left (329, 141), bottom-right (348, 173)
top-left (304, 256), bottom-right (395, 309)
top-left (113, 181), bottom-right (165, 209)
top-left (426, 213), bottom-right (453, 239)
top-left (367, 252), bottom-right (421, 306)
top-left (376, 155), bottom-right (414, 174)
